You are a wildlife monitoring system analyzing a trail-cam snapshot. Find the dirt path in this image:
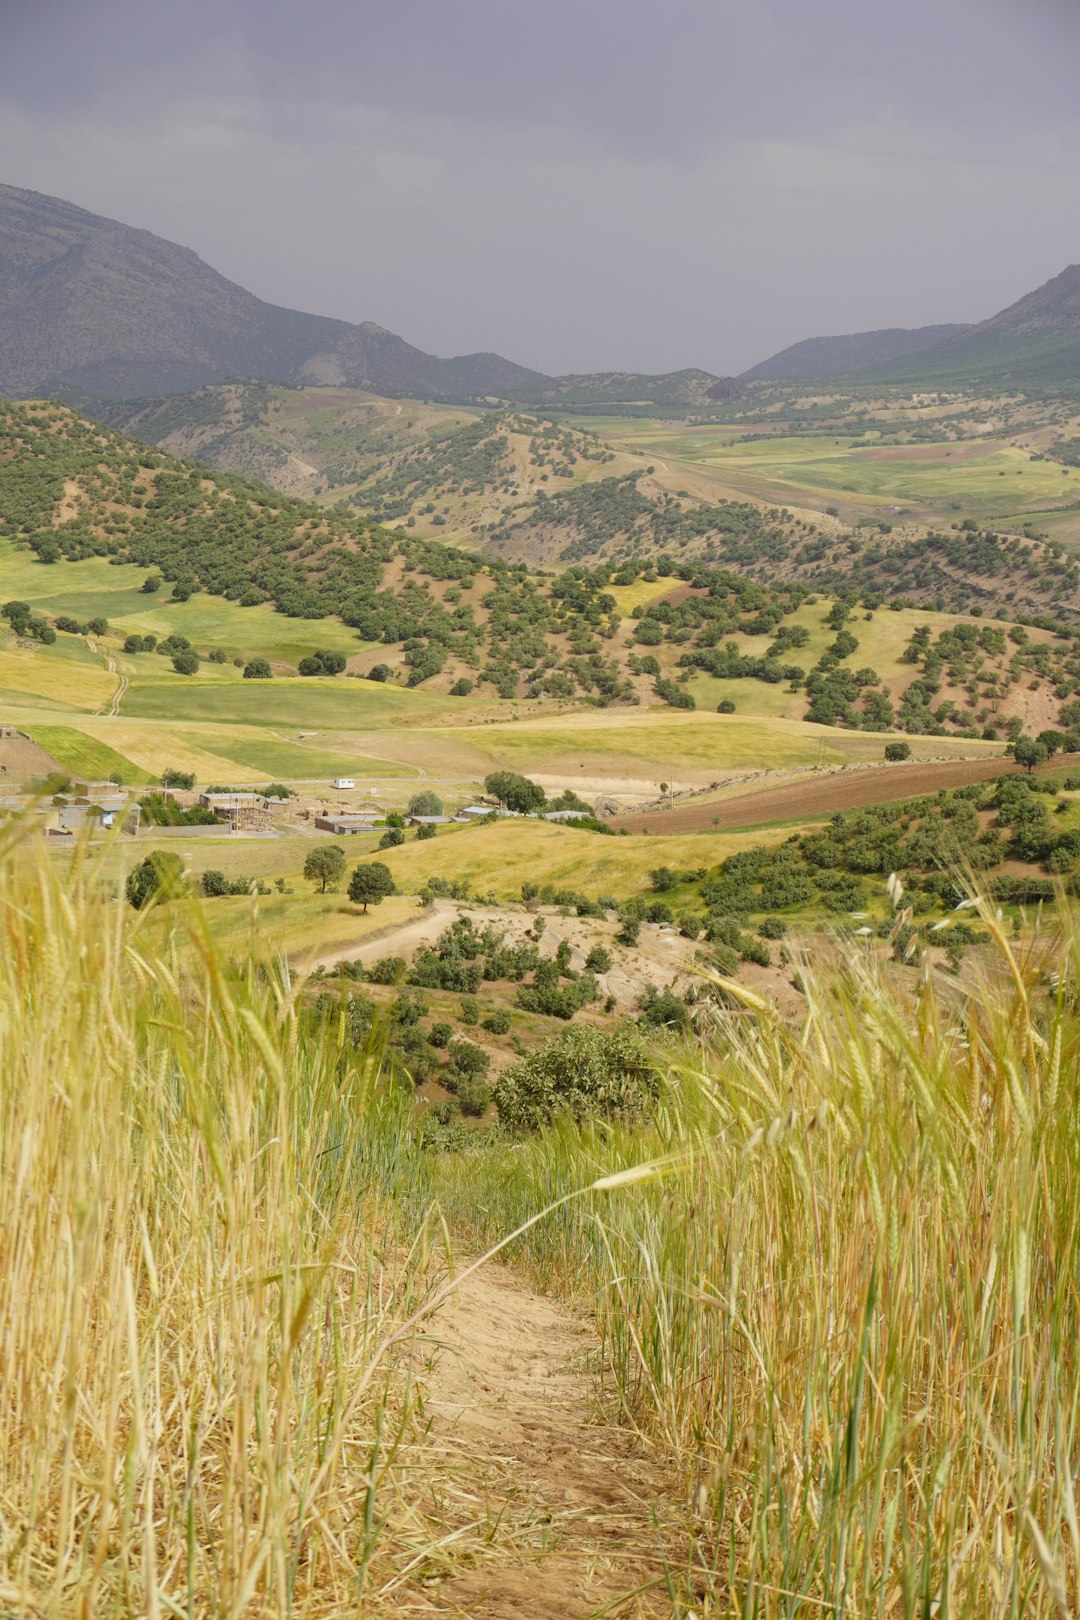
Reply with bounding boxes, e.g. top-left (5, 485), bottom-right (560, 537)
top-left (414, 1263), bottom-right (676, 1617)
